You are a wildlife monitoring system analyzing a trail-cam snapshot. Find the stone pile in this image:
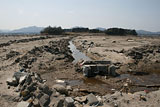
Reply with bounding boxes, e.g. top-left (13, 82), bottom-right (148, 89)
top-left (14, 39), bottom-right (74, 69)
top-left (6, 69), bottom-right (160, 107)
top-left (0, 36), bottom-right (53, 48)
top-left (125, 45), bottom-right (160, 61)
top-left (5, 51), bottom-right (20, 60)
top-left (6, 69), bottom-right (103, 107)
top-left (6, 69), bottom-right (52, 107)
